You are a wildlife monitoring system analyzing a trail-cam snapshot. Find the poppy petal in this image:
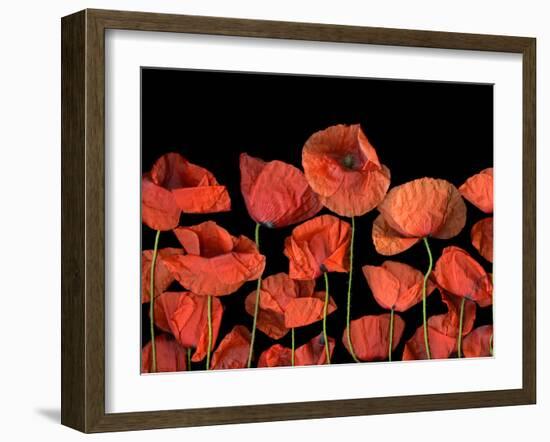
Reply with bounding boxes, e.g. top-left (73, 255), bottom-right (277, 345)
top-left (284, 215), bottom-right (351, 280)
top-left (402, 322), bottom-right (456, 360)
top-left (372, 214), bottom-right (421, 256)
top-left (471, 217), bottom-right (493, 262)
top-left (141, 334), bottom-right (187, 373)
top-left (172, 186), bottom-right (231, 214)
top-left (433, 246), bottom-right (493, 307)
top-left (319, 165), bottom-right (391, 217)
top-left (240, 154), bottom-right (322, 228)
top-left (378, 178), bottom-right (466, 239)
top-left (258, 344), bottom-right (292, 368)
top-left (142, 247), bottom-right (182, 303)
top-left (462, 325), bottom-right (494, 358)
top-left (459, 168), bottom-right (493, 213)
top-left (343, 314), bottom-right (405, 361)
top-left (362, 261), bottom-right (435, 312)
top-left (284, 295), bottom-right (337, 328)
top-left (210, 326), bottom-right (251, 370)
top-left (430, 291), bottom-right (477, 339)
top-left (142, 176), bottom-right (180, 231)
top-left (294, 333), bottom-right (335, 366)
top-left (154, 292), bottom-right (223, 362)
top-left (244, 289), bottom-right (287, 339)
